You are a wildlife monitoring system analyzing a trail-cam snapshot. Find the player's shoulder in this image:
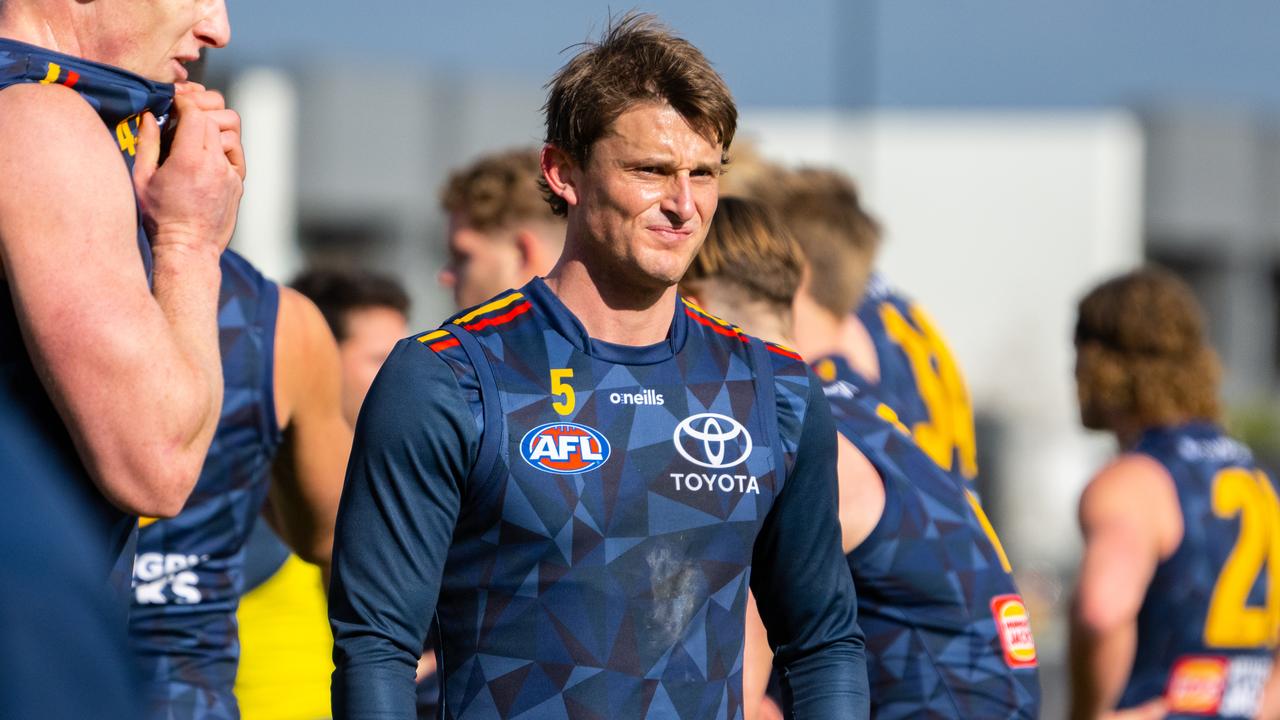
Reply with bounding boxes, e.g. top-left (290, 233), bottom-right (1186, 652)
top-left (0, 81), bottom-right (108, 147)
top-left (1080, 453), bottom-right (1176, 523)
